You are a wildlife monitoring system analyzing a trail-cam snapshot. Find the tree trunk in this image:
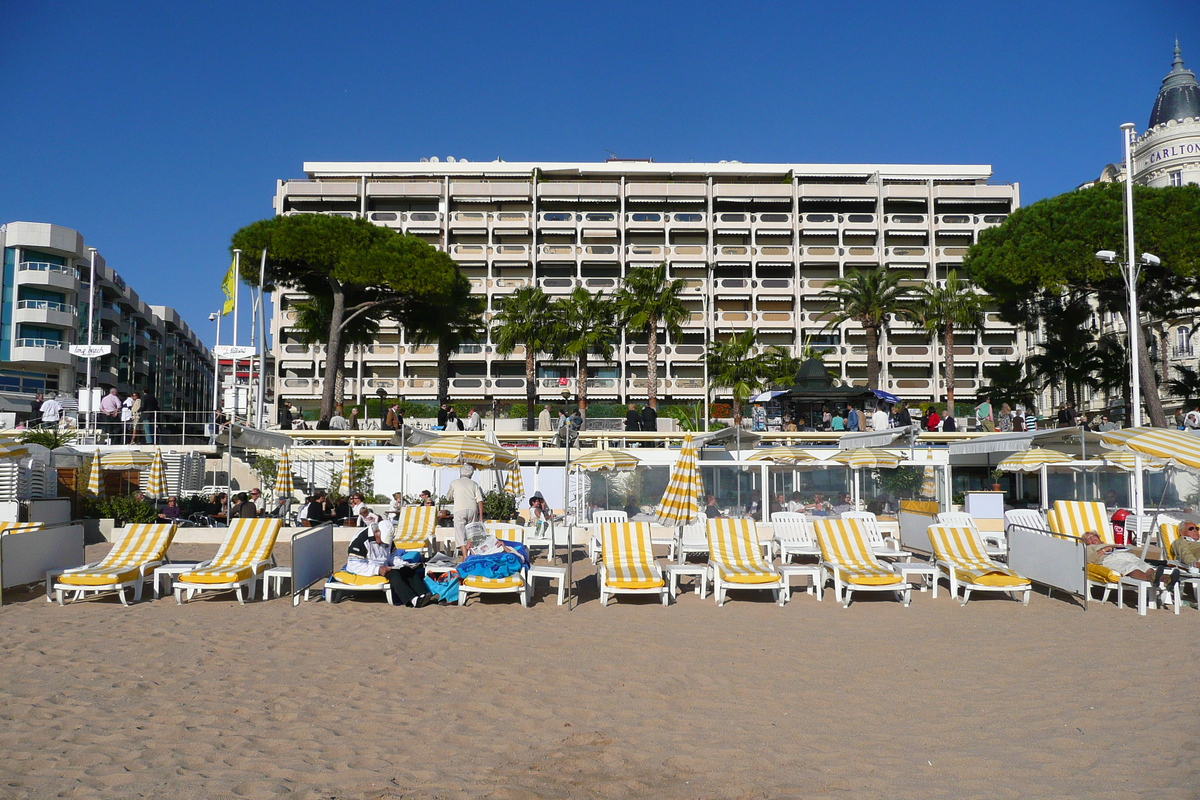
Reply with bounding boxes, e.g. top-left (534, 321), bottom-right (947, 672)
top-left (1136, 321), bottom-right (1168, 427)
top-left (646, 321), bottom-right (659, 409)
top-left (525, 351), bottom-right (537, 432)
top-left (943, 325), bottom-right (956, 418)
top-left (334, 361), bottom-right (346, 409)
top-left (576, 354), bottom-right (589, 411)
top-left (319, 281), bottom-right (346, 425)
top-left (865, 325), bottom-right (881, 389)
top-left (437, 342), bottom-right (450, 408)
